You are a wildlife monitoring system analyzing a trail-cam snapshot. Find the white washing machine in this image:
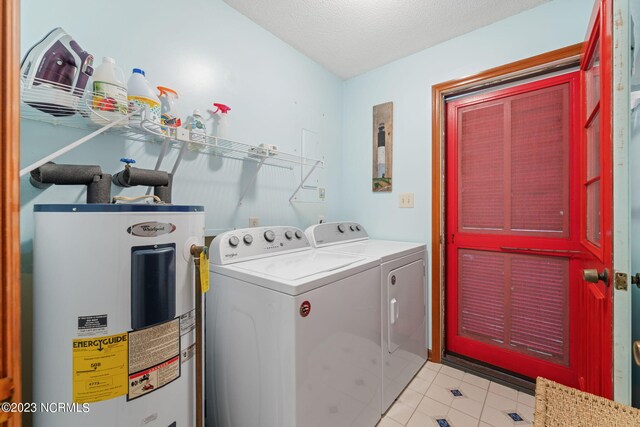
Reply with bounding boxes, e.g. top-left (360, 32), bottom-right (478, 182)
top-left (207, 226), bottom-right (382, 427)
top-left (306, 222), bottom-right (427, 413)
